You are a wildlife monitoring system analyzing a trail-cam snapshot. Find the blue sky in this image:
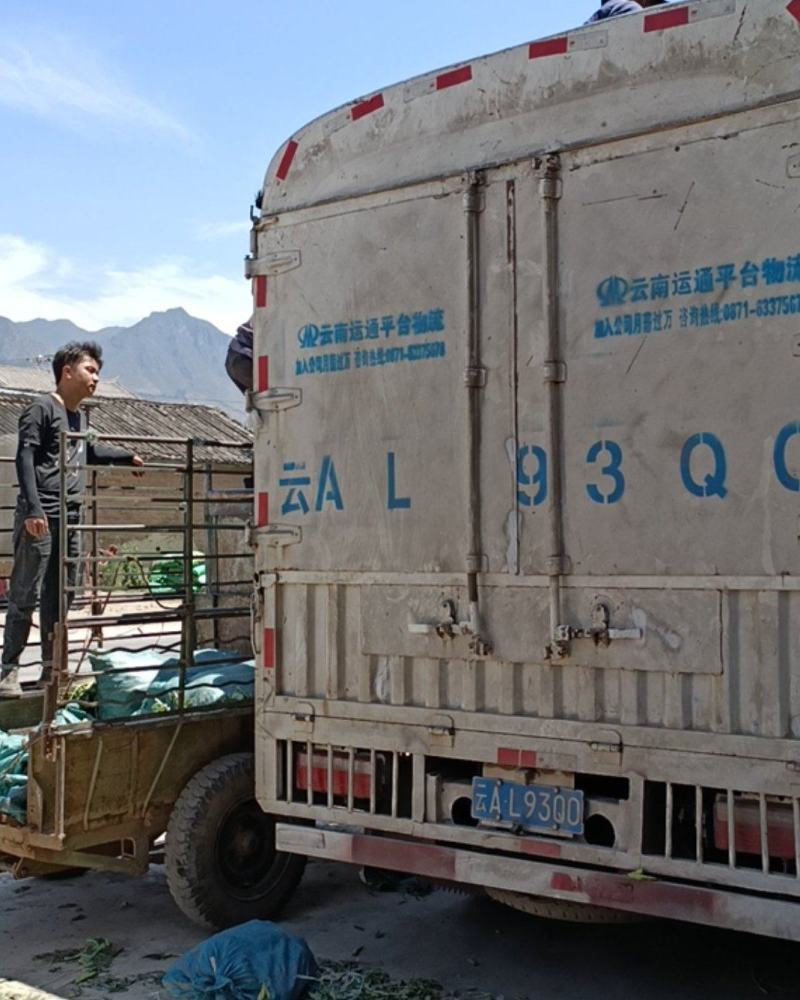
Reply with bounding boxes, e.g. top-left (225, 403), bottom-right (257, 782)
top-left (1, 1), bottom-right (596, 334)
